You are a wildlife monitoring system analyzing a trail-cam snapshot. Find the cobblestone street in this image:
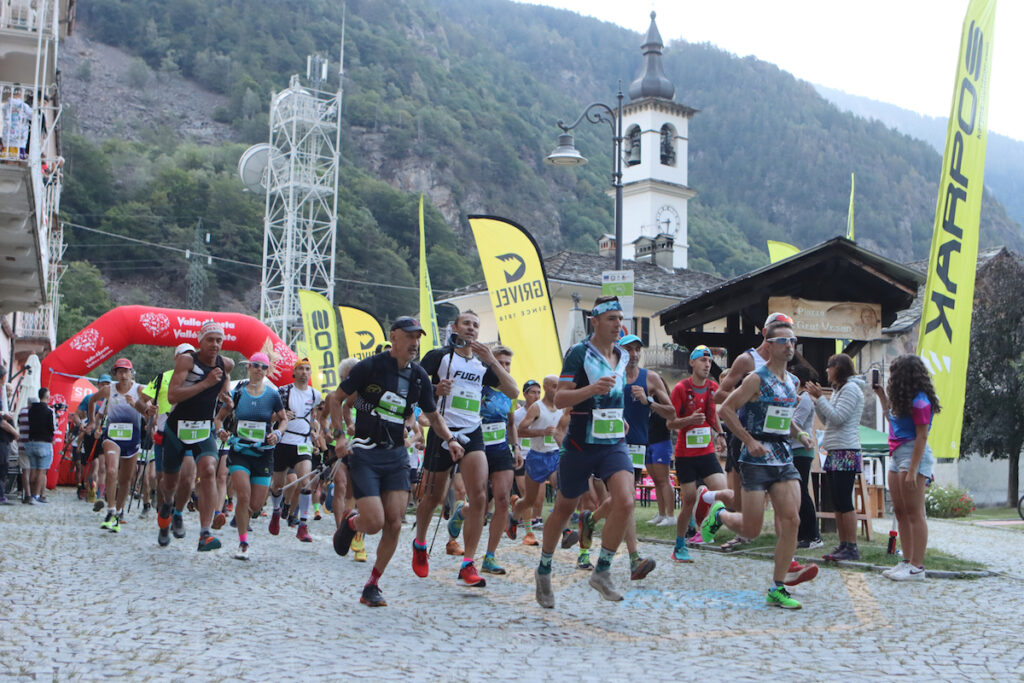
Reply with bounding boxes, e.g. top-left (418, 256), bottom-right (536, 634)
top-left (1, 489), bottom-right (1022, 681)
